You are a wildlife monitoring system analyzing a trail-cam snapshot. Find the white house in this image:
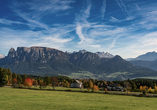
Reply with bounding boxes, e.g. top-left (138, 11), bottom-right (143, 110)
top-left (71, 80), bottom-right (83, 88)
